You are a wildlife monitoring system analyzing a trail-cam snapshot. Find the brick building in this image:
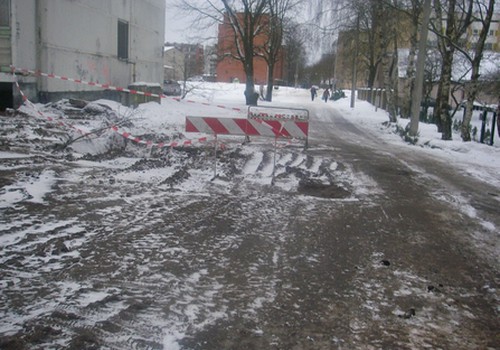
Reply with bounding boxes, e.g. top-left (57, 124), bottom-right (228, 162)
top-left (216, 12), bottom-right (286, 85)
